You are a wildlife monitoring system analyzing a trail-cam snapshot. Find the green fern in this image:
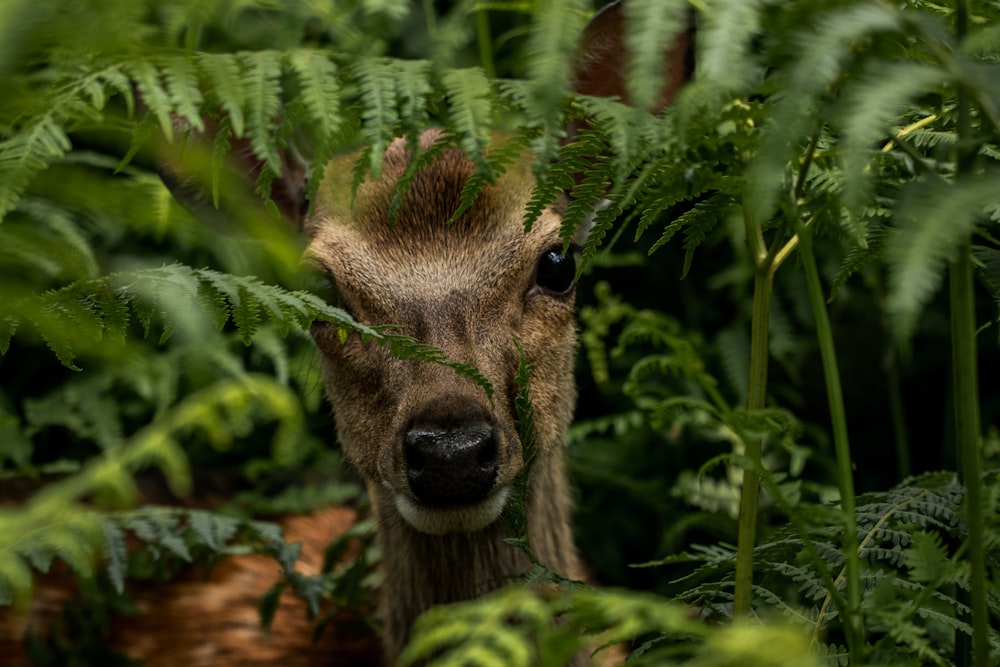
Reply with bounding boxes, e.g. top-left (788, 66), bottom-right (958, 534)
top-left (622, 0), bottom-right (689, 113)
top-left (885, 173), bottom-right (999, 339)
top-left (522, 0), bottom-right (589, 167)
top-left (2, 264), bottom-right (493, 396)
top-left (675, 471), bottom-right (1000, 666)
